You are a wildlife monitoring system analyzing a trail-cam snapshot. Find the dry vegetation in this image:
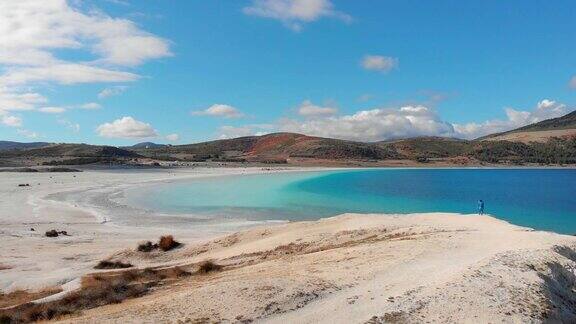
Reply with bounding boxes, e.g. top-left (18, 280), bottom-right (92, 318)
top-left (93, 260), bottom-right (133, 270)
top-left (0, 288), bottom-right (62, 309)
top-left (0, 260), bottom-right (221, 323)
top-left (137, 235), bottom-right (182, 252)
top-left (197, 260), bottom-right (223, 274)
